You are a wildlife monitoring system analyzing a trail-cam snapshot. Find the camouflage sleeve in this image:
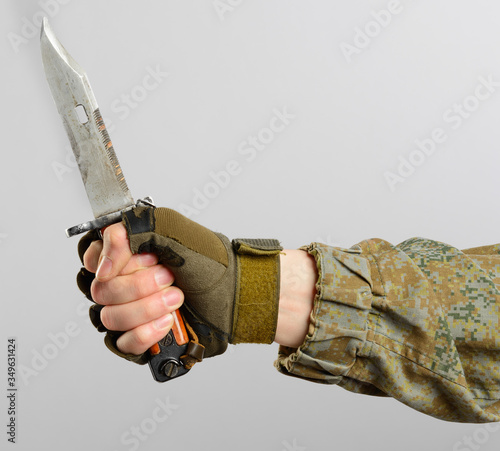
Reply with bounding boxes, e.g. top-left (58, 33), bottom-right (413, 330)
top-left (274, 238), bottom-right (500, 423)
